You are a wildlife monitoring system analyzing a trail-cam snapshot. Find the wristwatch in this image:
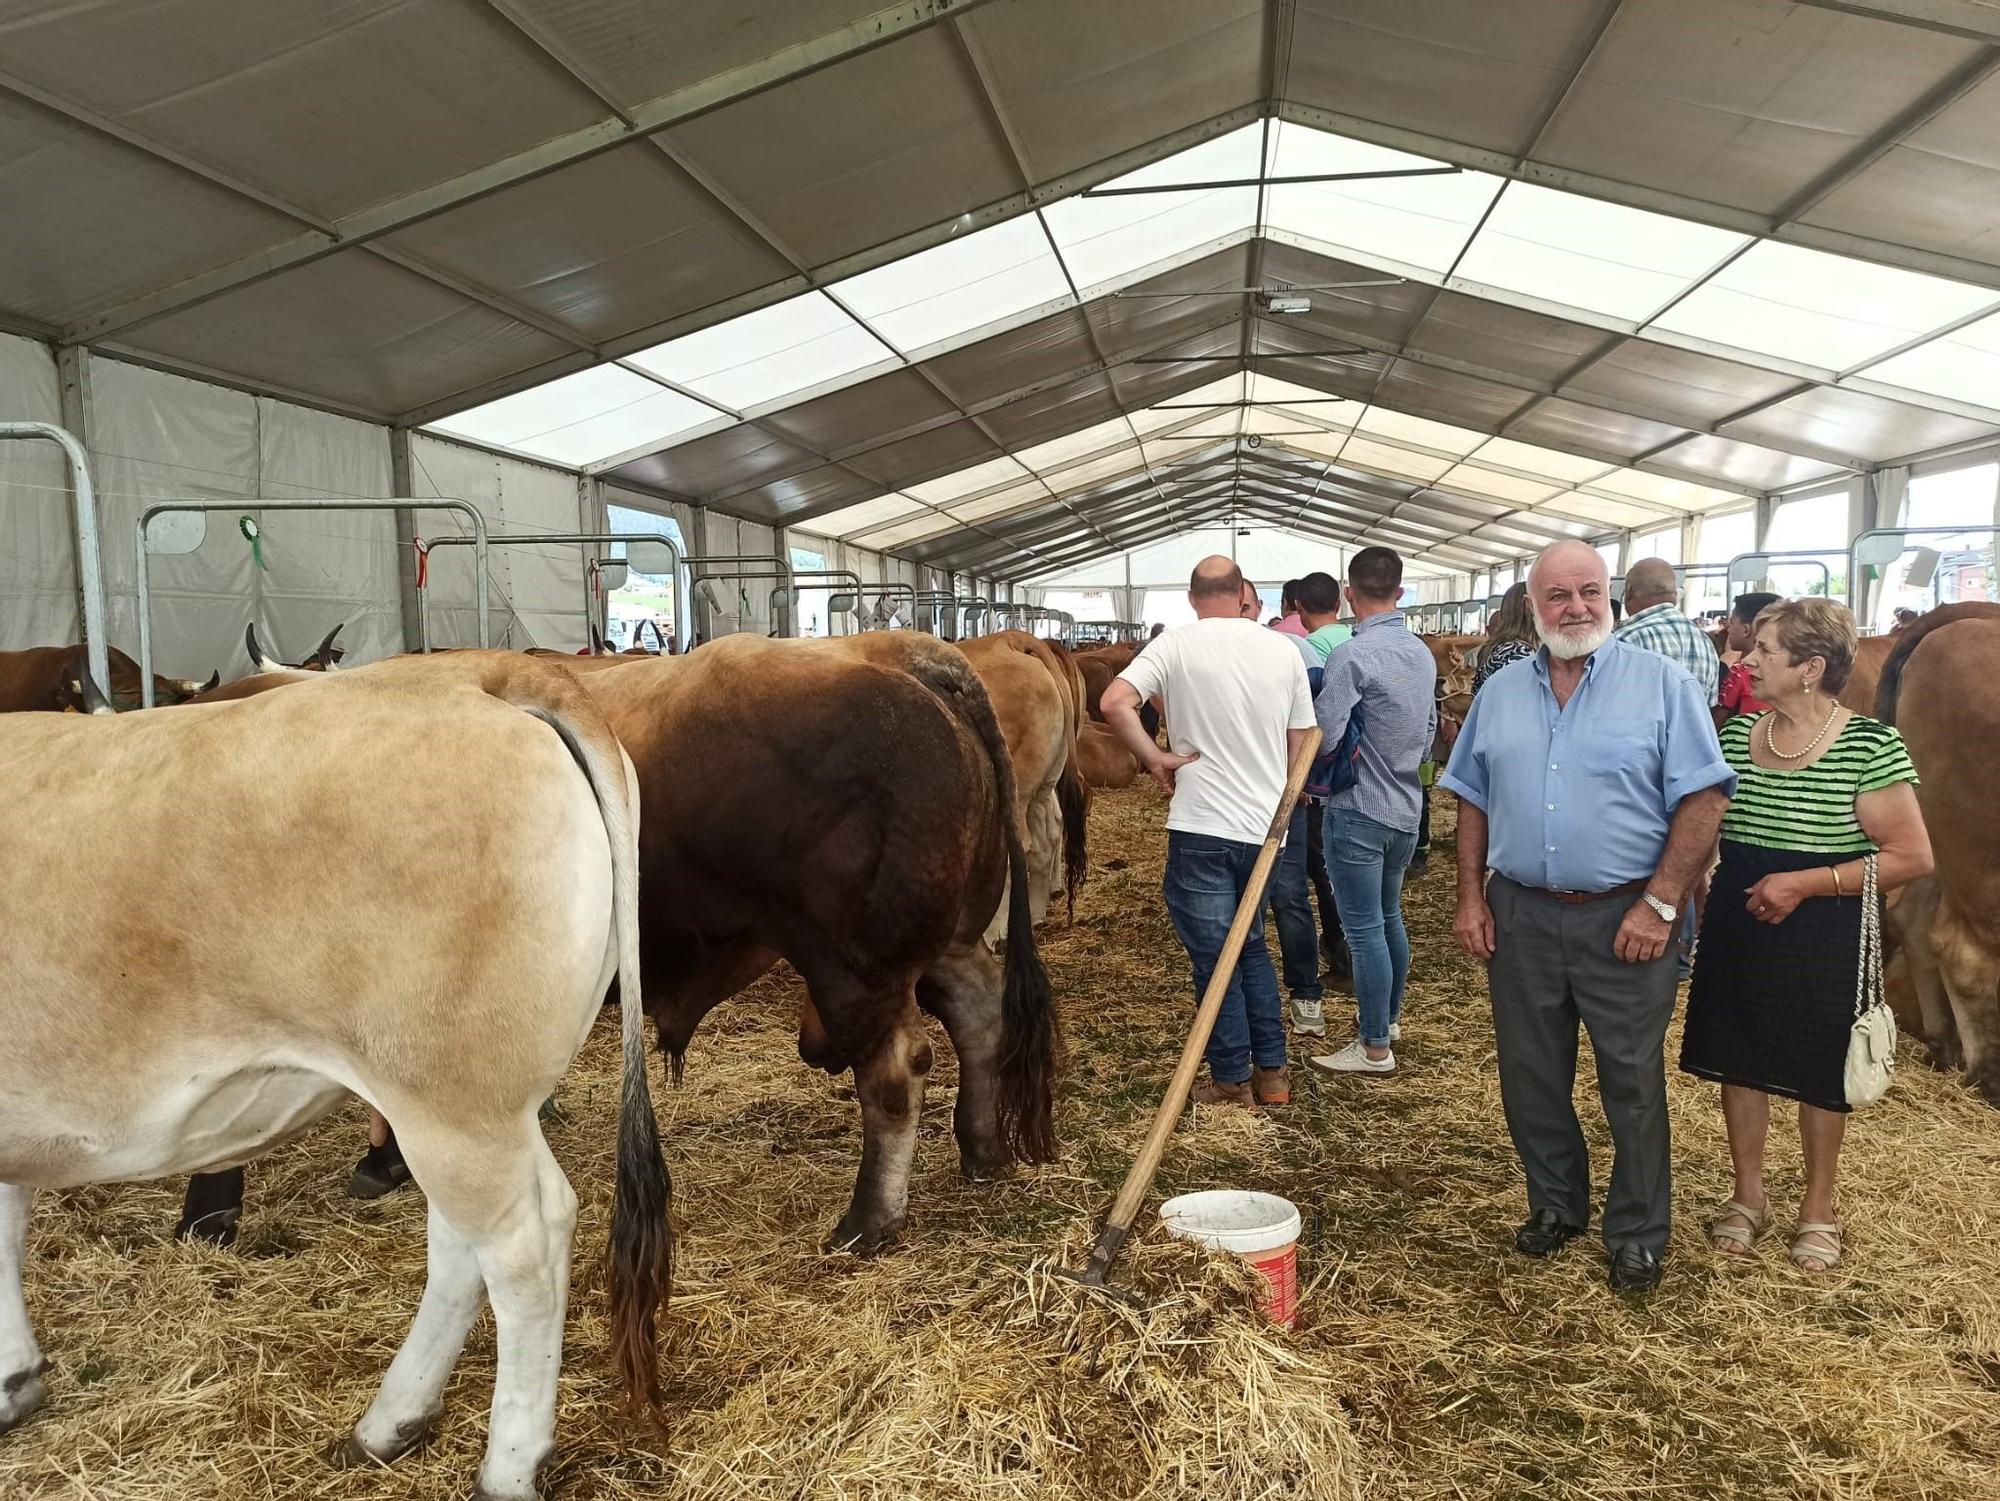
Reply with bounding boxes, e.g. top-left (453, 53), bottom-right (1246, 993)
top-left (1641, 892), bottom-right (1678, 923)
